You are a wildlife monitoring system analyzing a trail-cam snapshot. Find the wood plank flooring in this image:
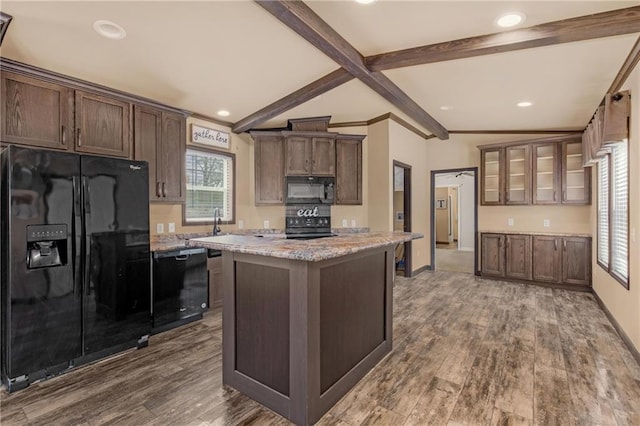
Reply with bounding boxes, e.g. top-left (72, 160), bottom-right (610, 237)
top-left (2, 270), bottom-right (640, 425)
